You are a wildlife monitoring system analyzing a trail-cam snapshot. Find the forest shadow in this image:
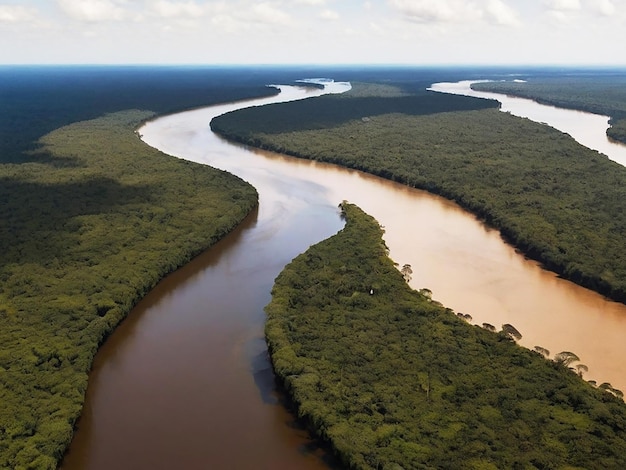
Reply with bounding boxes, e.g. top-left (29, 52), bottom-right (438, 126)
top-left (0, 175), bottom-right (157, 267)
top-left (212, 92), bottom-right (500, 136)
top-left (20, 147), bottom-right (87, 168)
